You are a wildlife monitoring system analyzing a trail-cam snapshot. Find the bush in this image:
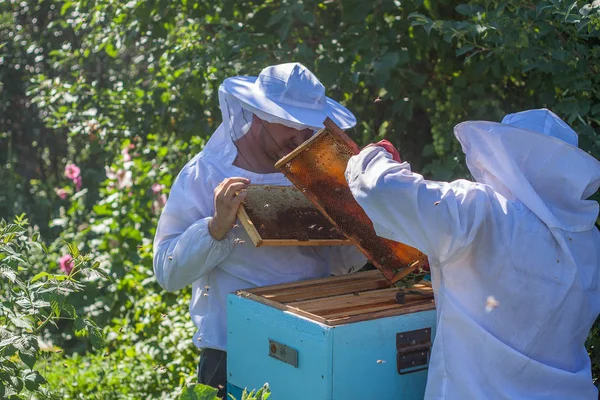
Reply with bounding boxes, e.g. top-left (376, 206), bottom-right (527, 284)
top-left (0, 215), bottom-right (105, 399)
top-left (1, 0), bottom-right (598, 396)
